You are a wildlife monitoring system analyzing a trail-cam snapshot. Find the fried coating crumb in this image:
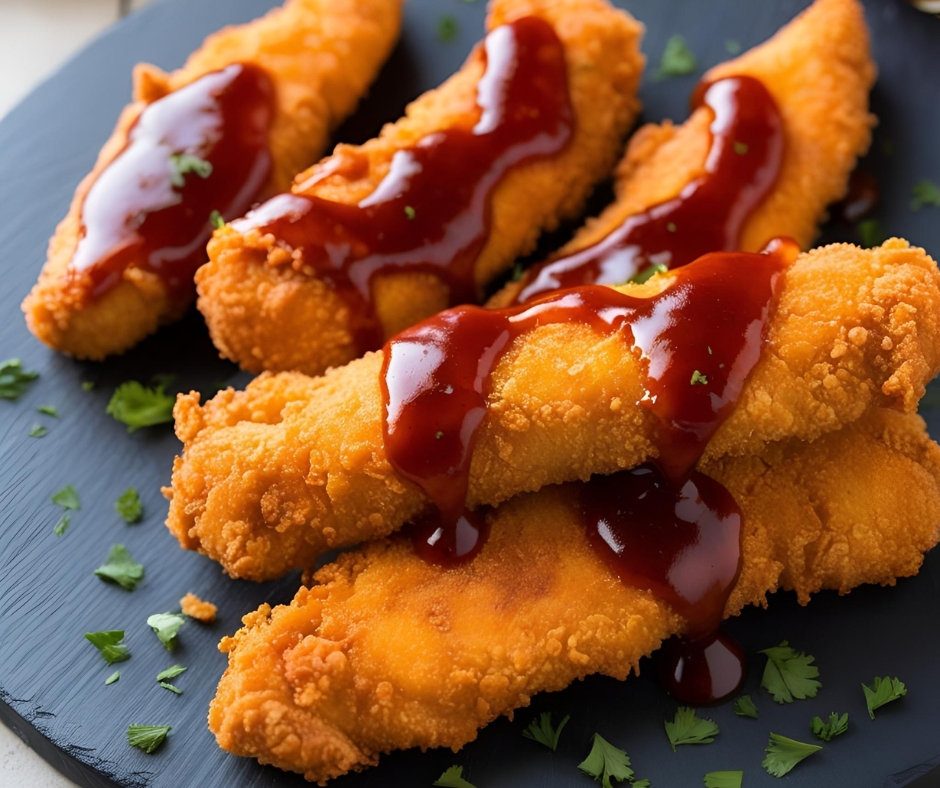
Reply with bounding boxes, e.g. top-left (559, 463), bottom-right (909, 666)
top-left (180, 592), bottom-right (218, 623)
top-left (208, 410), bottom-right (940, 783)
top-left (492, 0), bottom-right (876, 306)
top-left (22, 0), bottom-right (404, 360)
top-left (194, 0), bottom-right (646, 375)
top-left (164, 240), bottom-right (940, 580)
